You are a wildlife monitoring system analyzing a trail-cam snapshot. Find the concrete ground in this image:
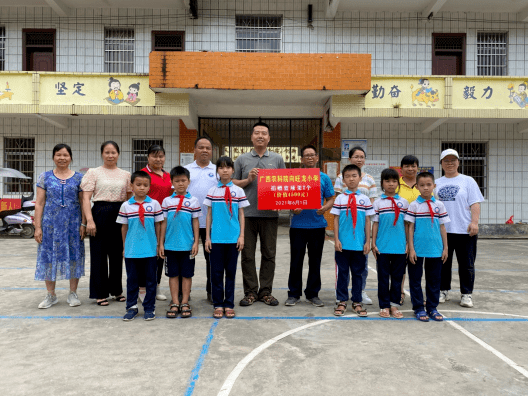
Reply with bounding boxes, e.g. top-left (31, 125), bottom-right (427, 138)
top-left (0, 232), bottom-right (527, 396)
